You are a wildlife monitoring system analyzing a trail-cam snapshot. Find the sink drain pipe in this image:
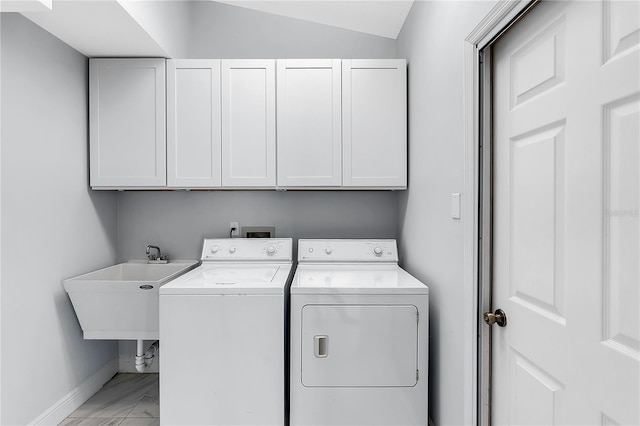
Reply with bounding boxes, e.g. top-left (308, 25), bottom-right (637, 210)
top-left (135, 340), bottom-right (159, 373)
